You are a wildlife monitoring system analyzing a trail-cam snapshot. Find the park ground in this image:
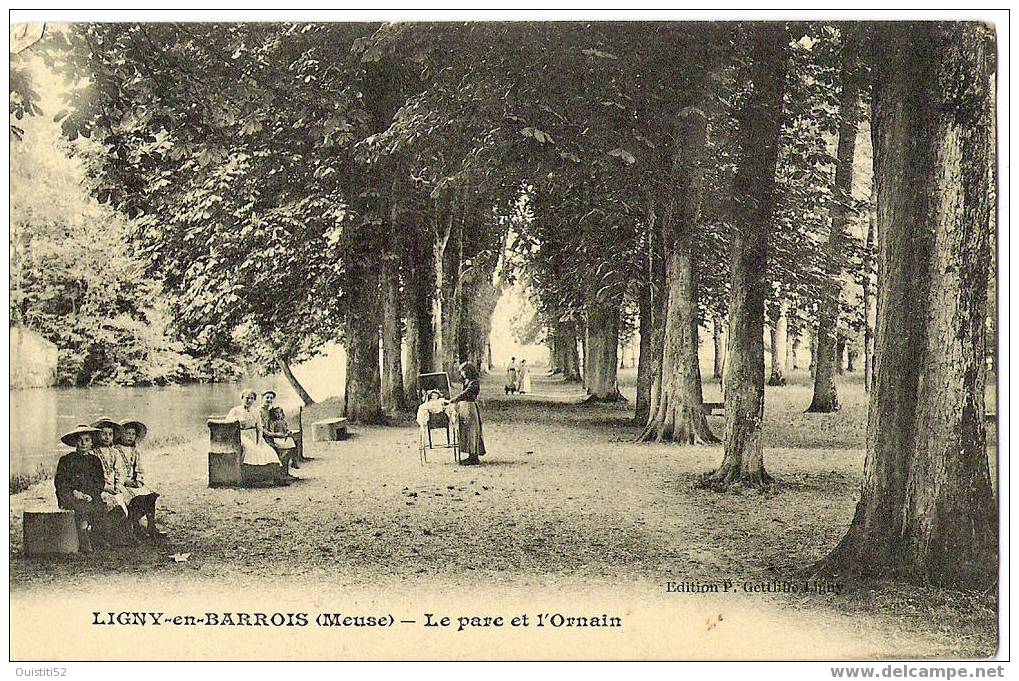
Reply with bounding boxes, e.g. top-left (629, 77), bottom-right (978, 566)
top-left (9, 367), bottom-right (998, 660)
